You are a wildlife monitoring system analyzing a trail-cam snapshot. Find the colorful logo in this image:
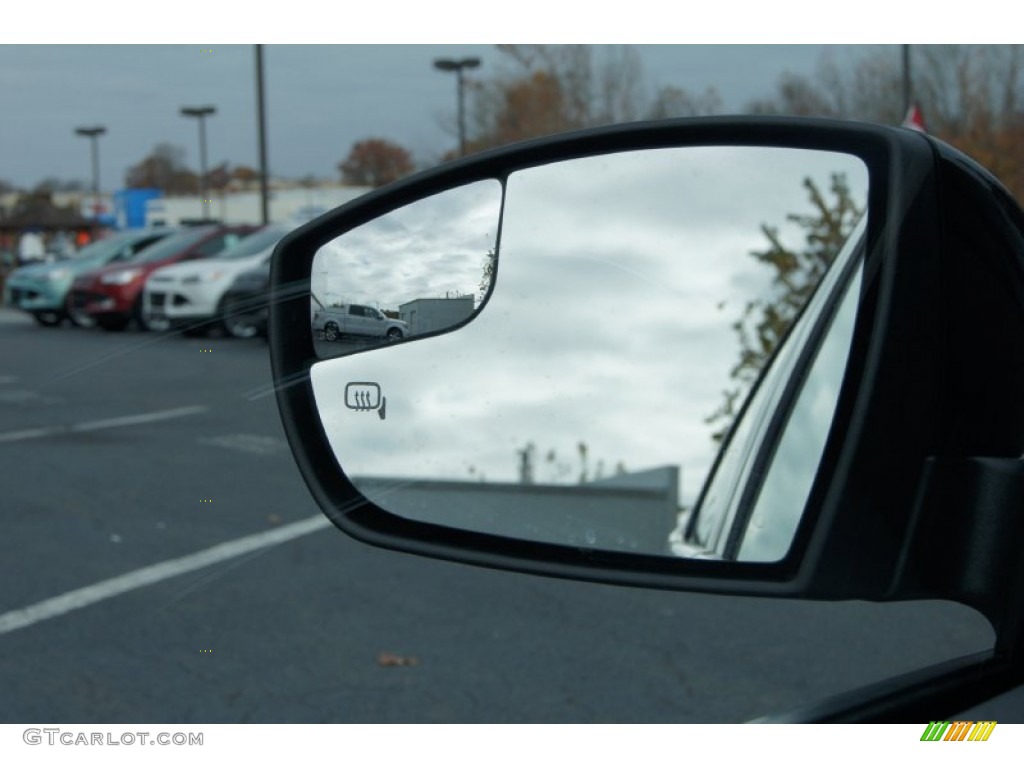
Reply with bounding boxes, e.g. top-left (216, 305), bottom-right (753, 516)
top-left (921, 721), bottom-right (996, 741)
